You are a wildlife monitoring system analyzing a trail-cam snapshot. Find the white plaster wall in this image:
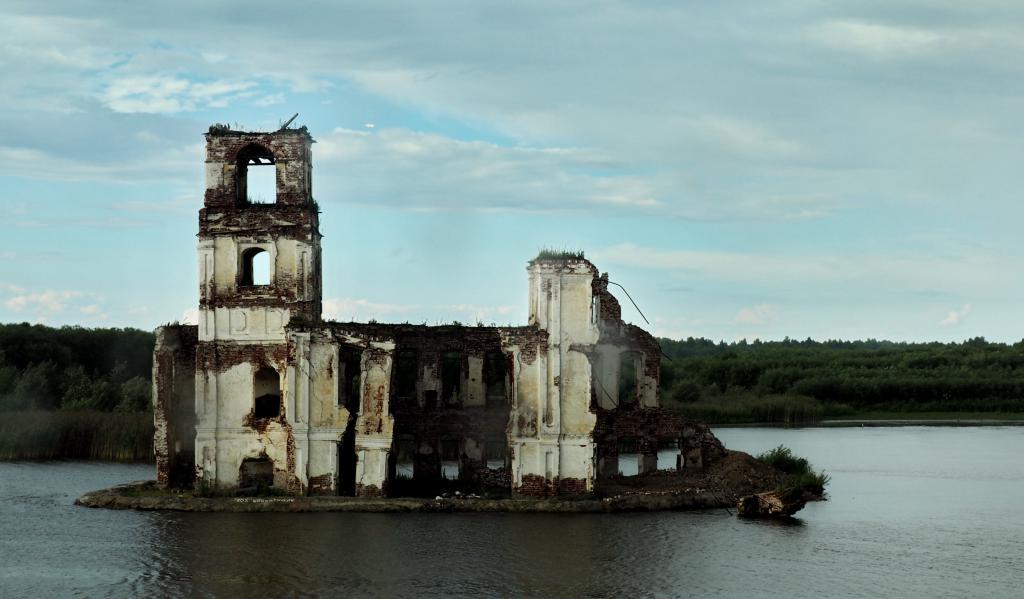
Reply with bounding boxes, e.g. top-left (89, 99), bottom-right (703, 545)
top-left (513, 261), bottom-right (602, 491)
top-left (353, 344), bottom-right (395, 494)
